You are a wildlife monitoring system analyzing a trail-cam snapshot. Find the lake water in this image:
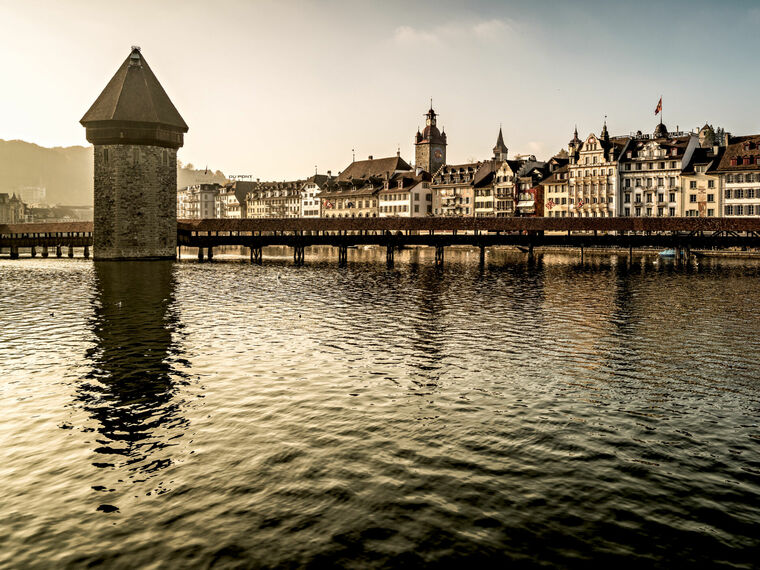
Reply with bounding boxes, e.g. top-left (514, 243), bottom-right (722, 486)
top-left (1, 247), bottom-right (759, 568)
